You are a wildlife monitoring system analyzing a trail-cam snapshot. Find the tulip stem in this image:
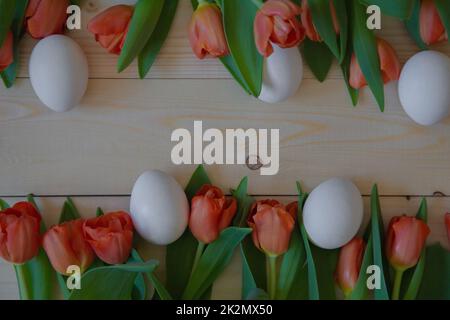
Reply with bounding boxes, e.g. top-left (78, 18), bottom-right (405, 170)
top-left (14, 264), bottom-right (31, 300)
top-left (267, 255), bottom-right (278, 300)
top-left (392, 270), bottom-right (404, 300)
top-left (189, 241), bottom-right (206, 281)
